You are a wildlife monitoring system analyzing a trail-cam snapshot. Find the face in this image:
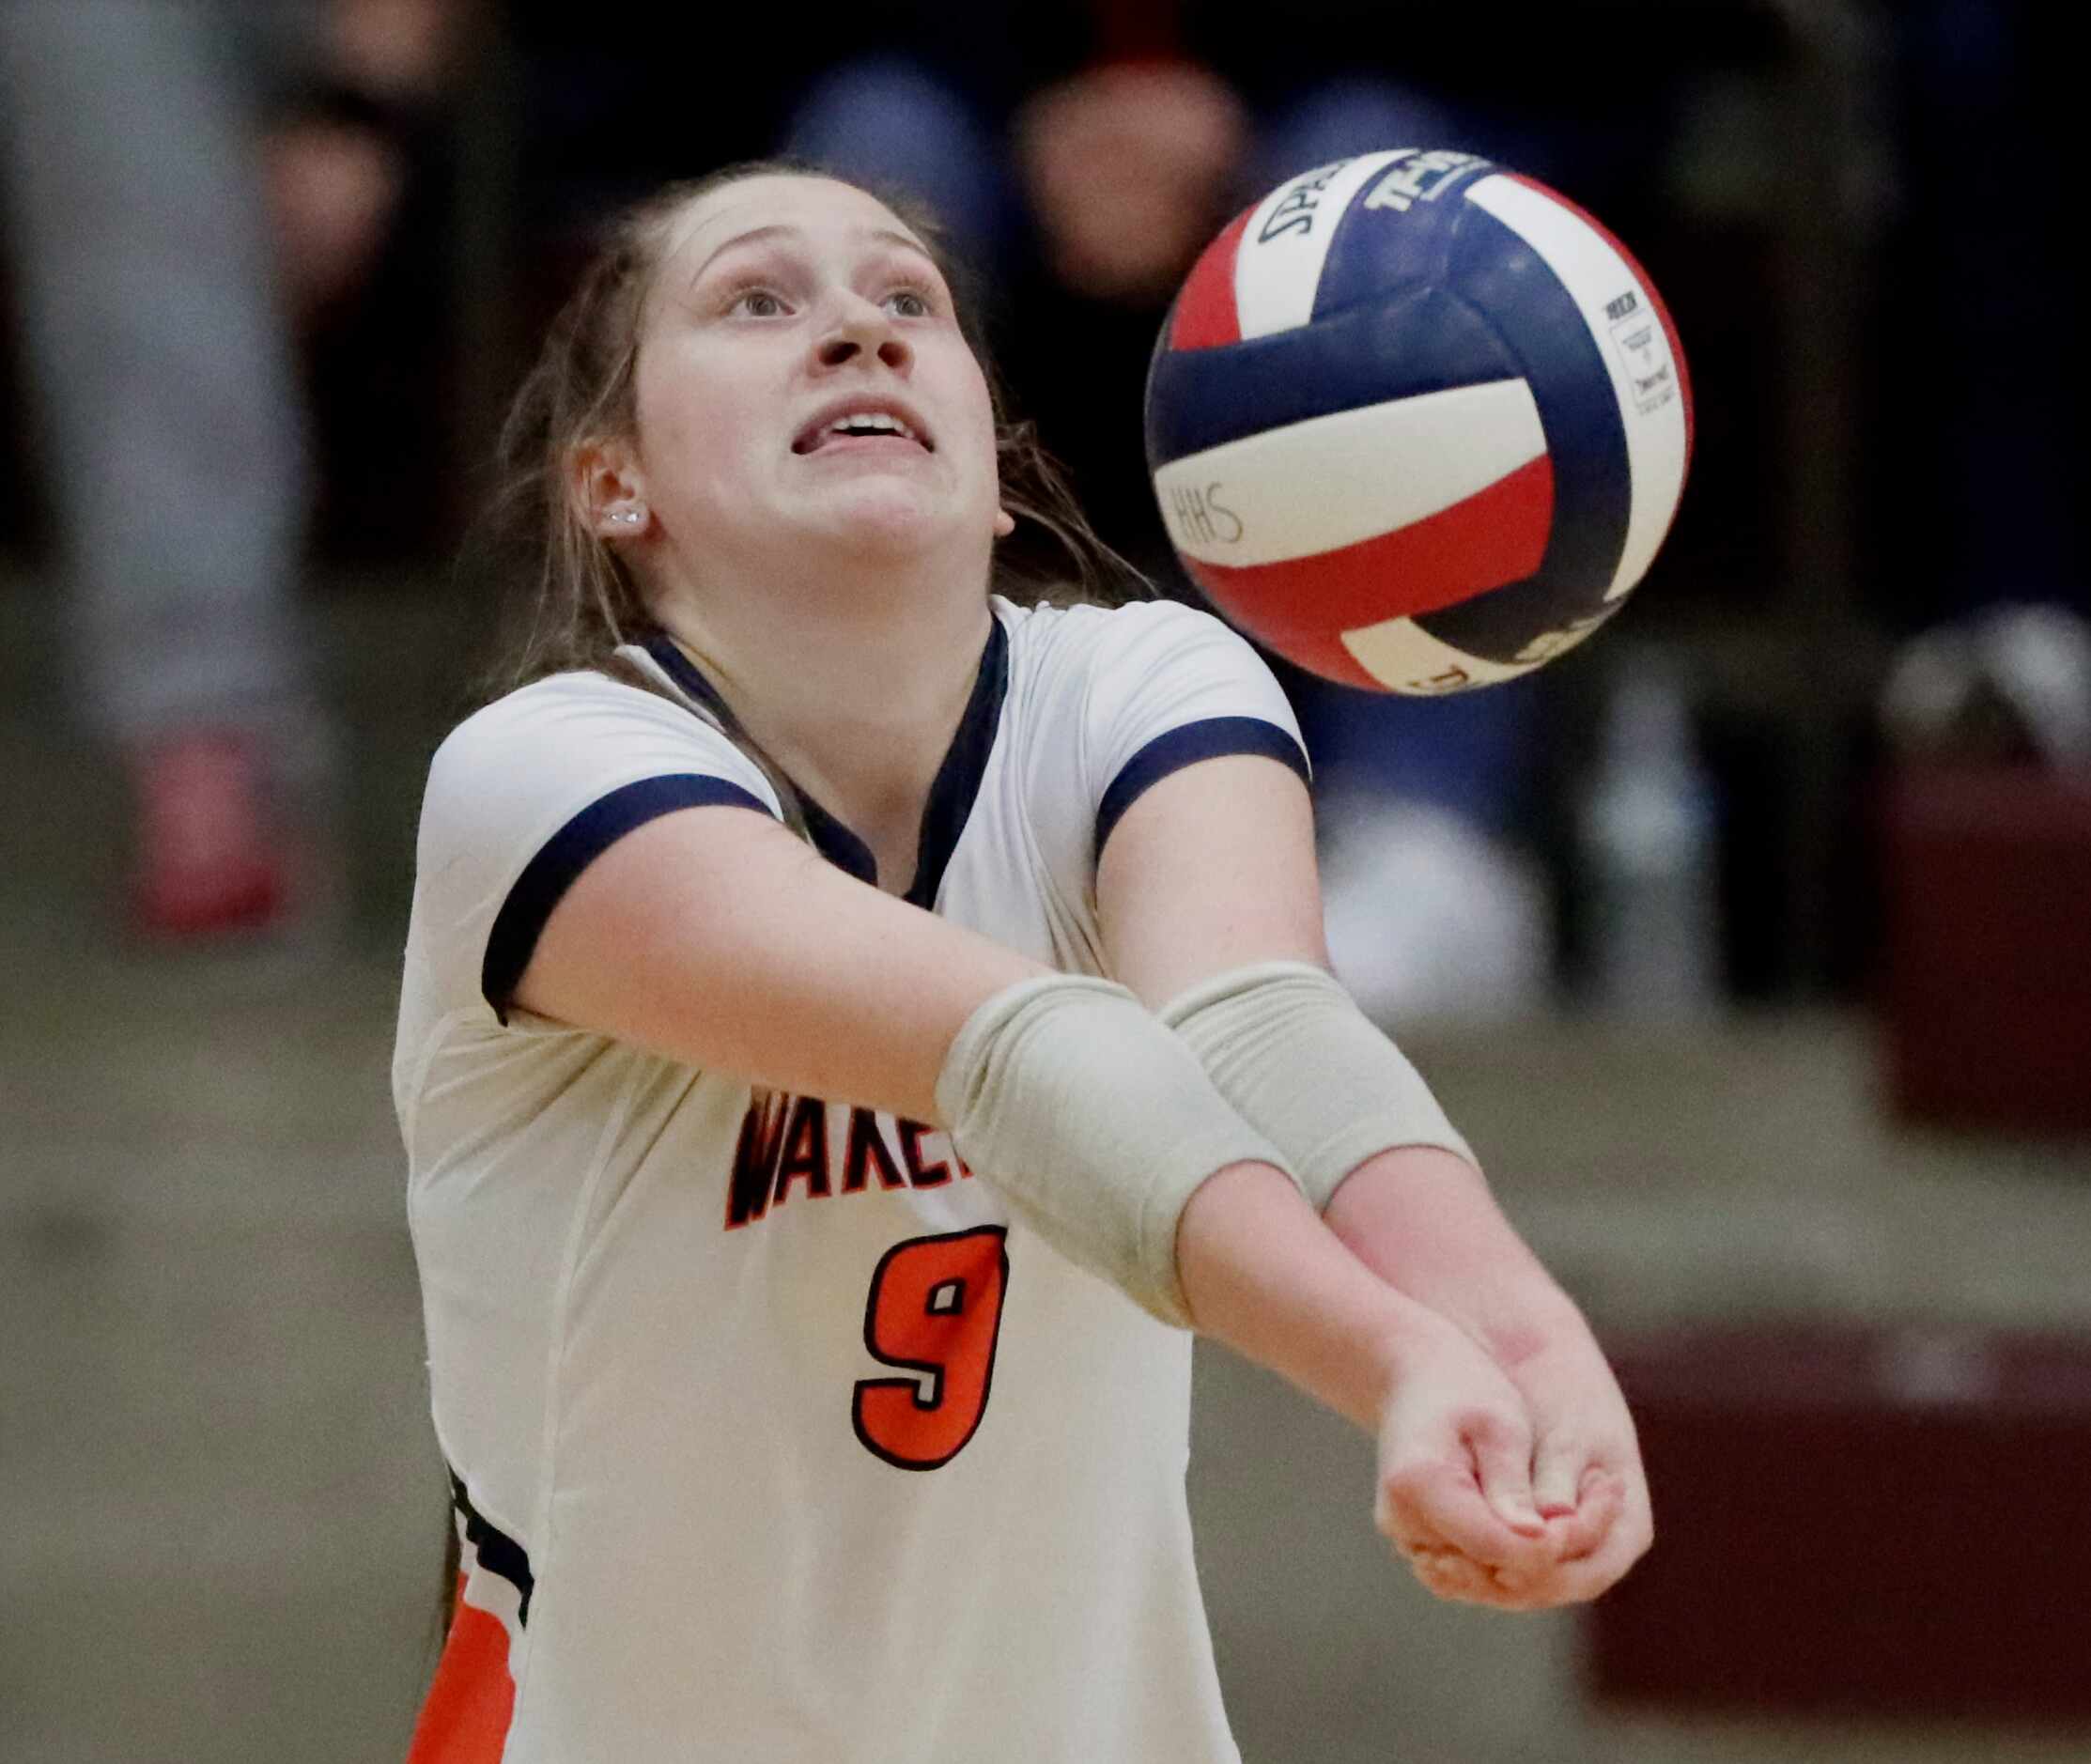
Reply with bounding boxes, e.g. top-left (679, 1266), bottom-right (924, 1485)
top-left (617, 175), bottom-right (1005, 584)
